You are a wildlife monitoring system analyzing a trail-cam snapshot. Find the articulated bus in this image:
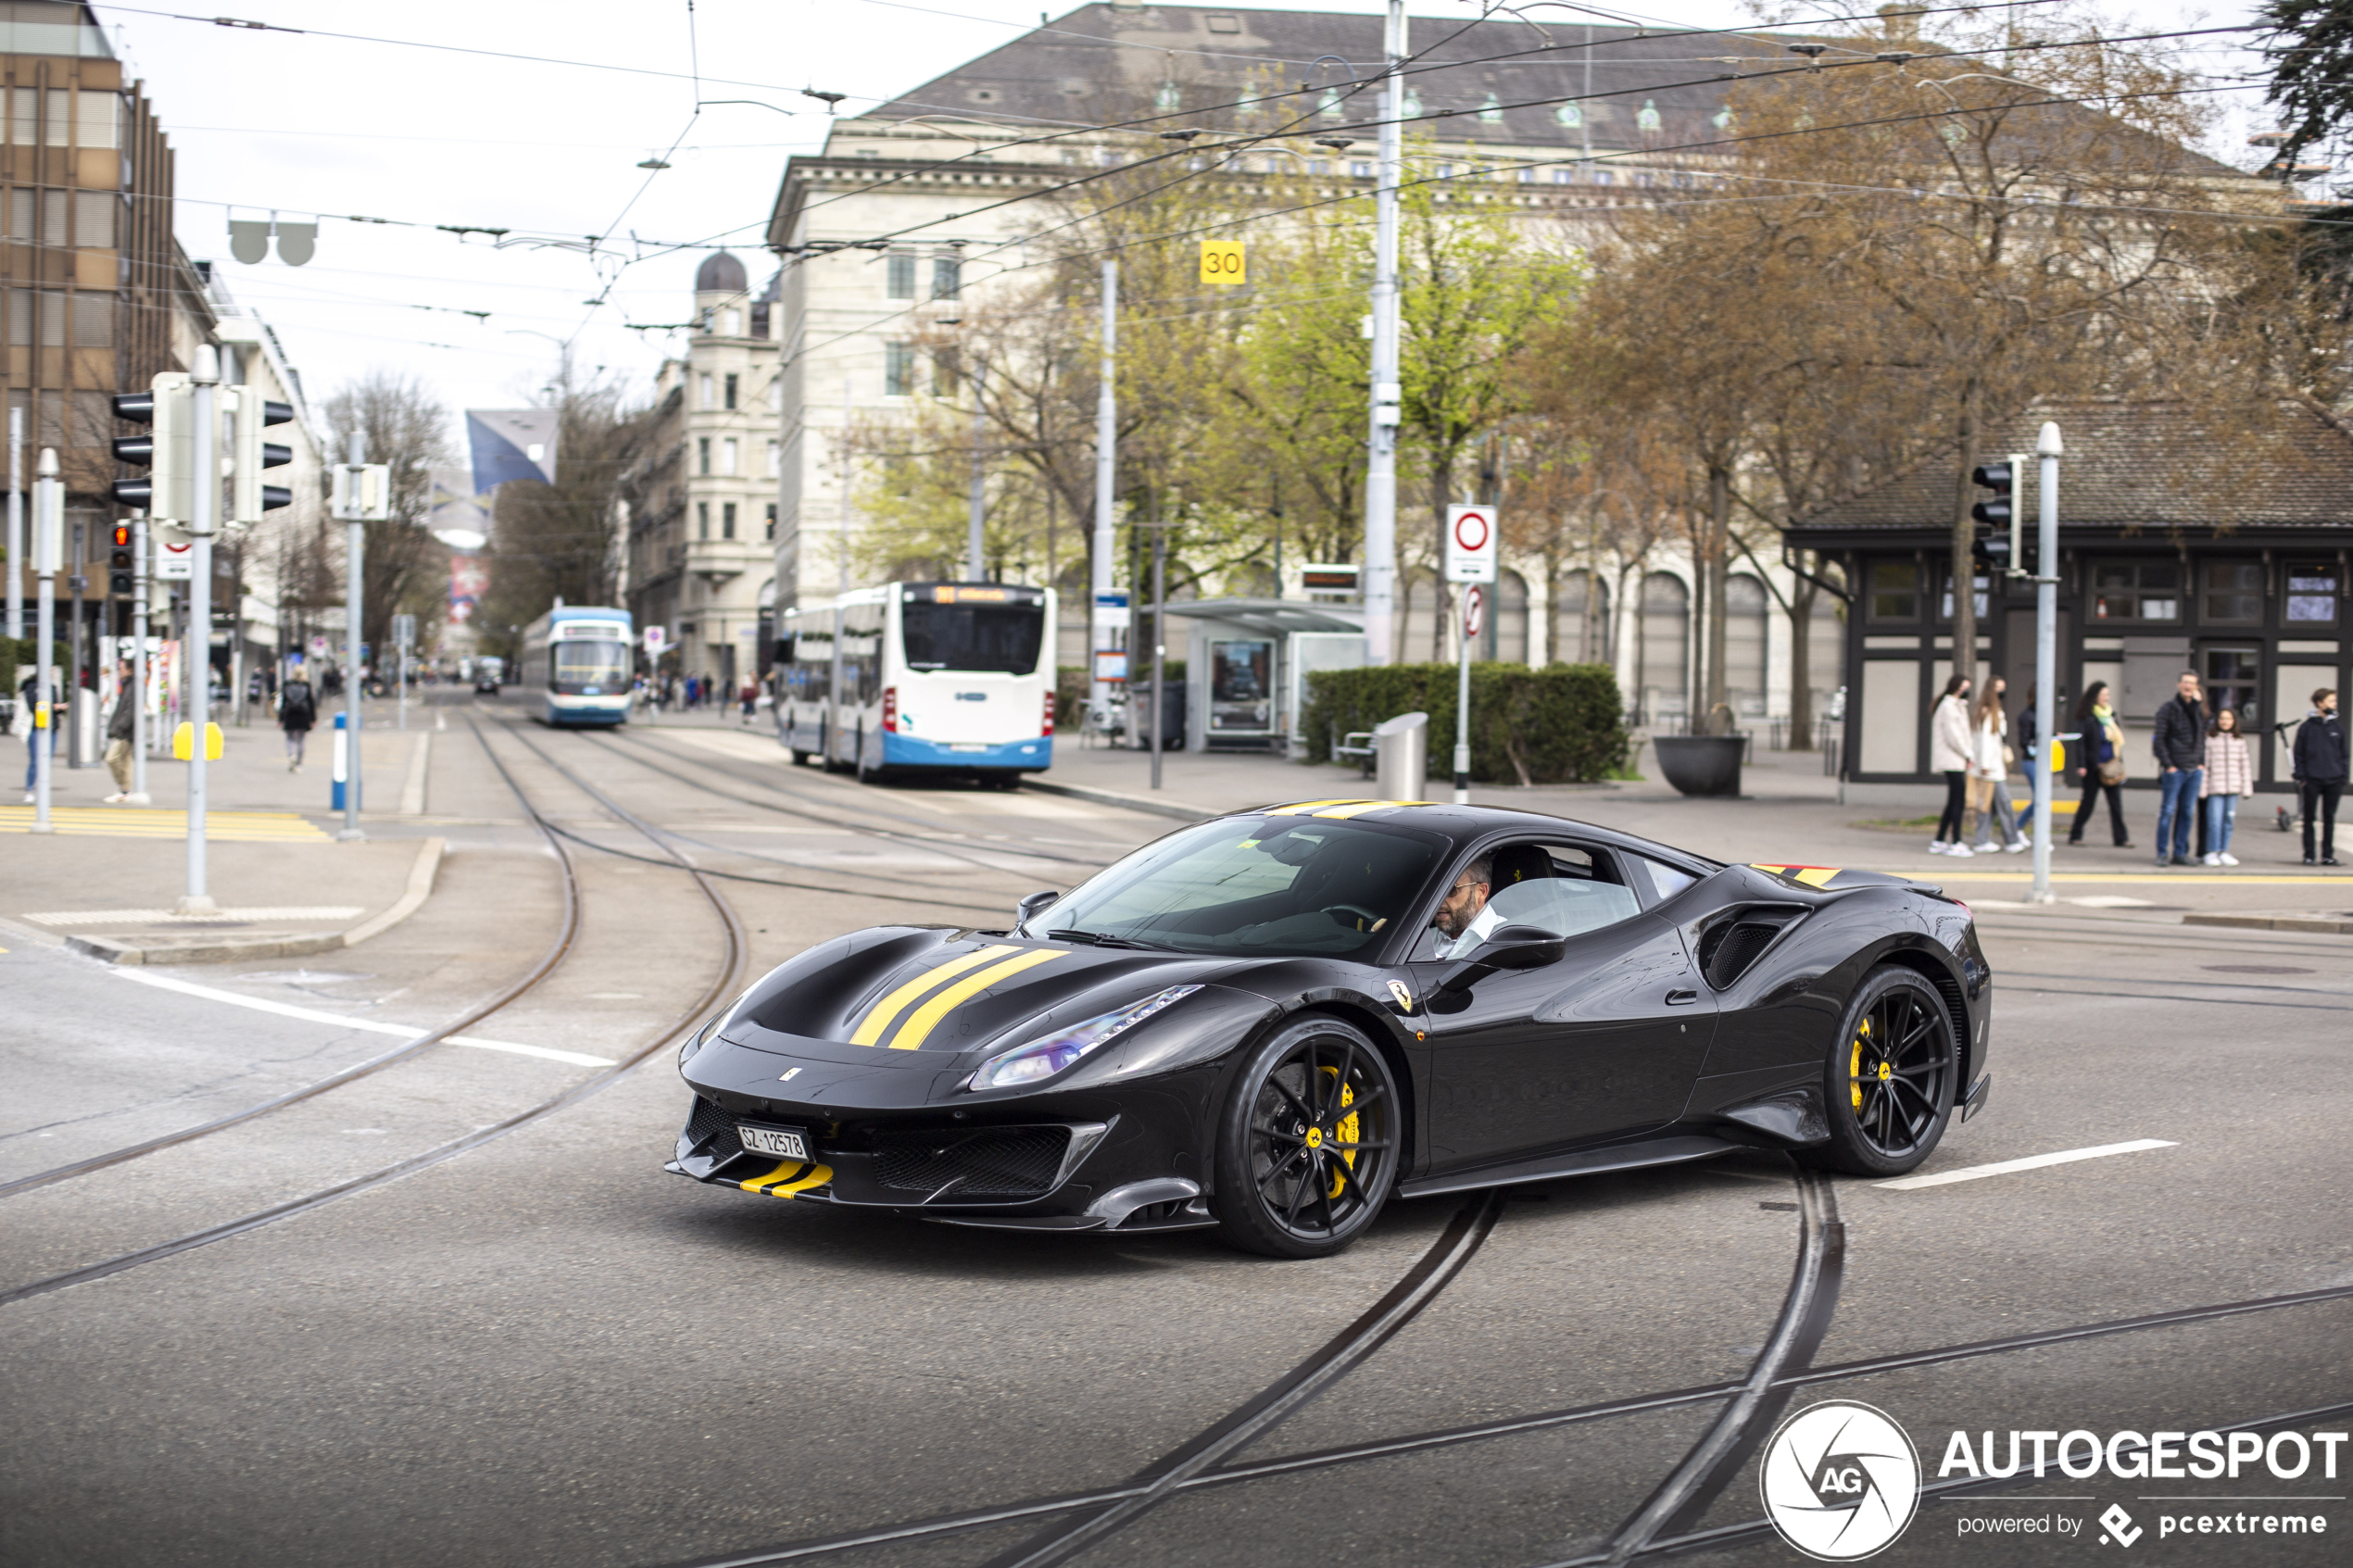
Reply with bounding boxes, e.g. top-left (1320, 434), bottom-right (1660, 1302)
top-left (777, 582), bottom-right (1054, 785)
top-left (519, 605), bottom-right (635, 727)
